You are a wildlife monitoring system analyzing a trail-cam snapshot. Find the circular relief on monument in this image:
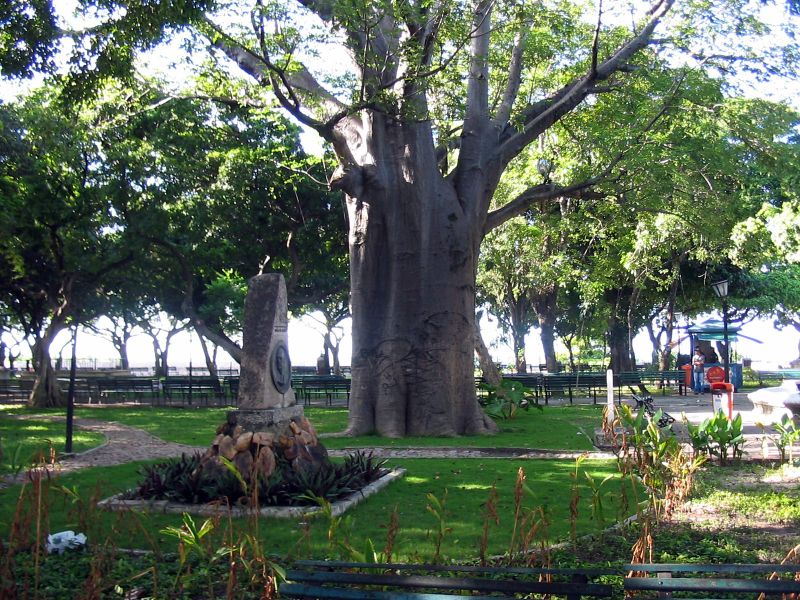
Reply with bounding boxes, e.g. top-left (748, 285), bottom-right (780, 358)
top-left (270, 341), bottom-right (292, 394)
